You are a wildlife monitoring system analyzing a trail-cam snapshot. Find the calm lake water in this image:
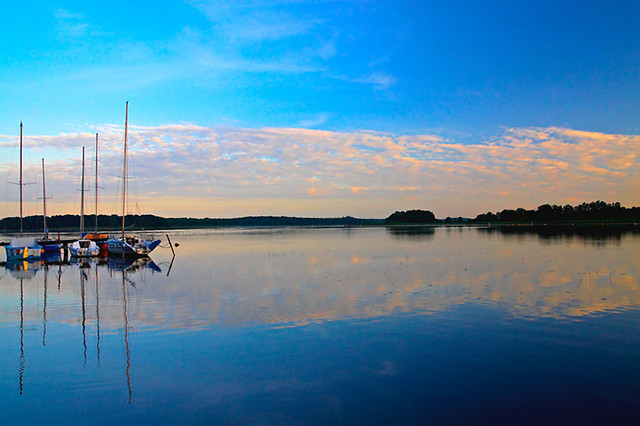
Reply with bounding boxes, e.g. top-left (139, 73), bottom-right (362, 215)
top-left (1, 226), bottom-right (640, 424)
